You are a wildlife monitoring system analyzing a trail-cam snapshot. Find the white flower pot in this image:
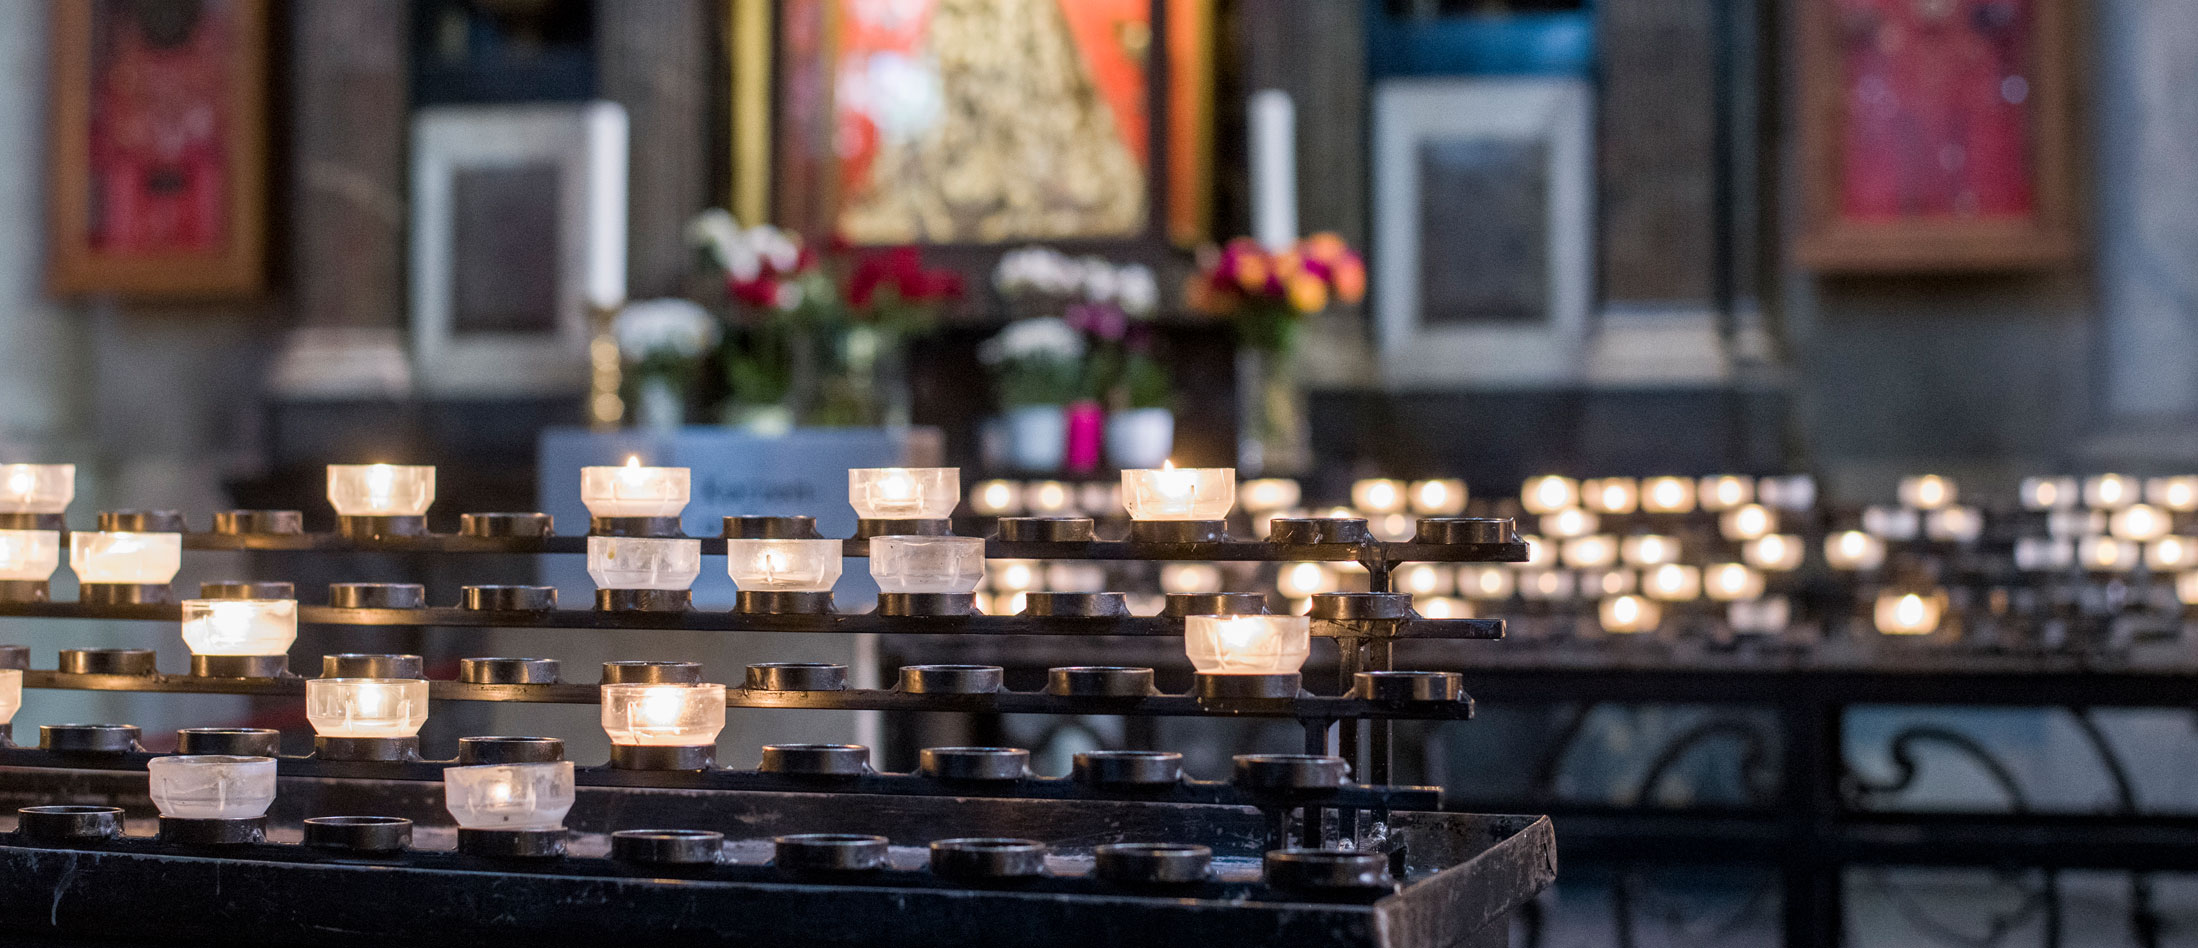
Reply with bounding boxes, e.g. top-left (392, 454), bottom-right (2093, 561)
top-left (635, 377), bottom-right (685, 434)
top-left (1105, 408), bottom-right (1175, 470)
top-left (1003, 405), bottom-right (1069, 472)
